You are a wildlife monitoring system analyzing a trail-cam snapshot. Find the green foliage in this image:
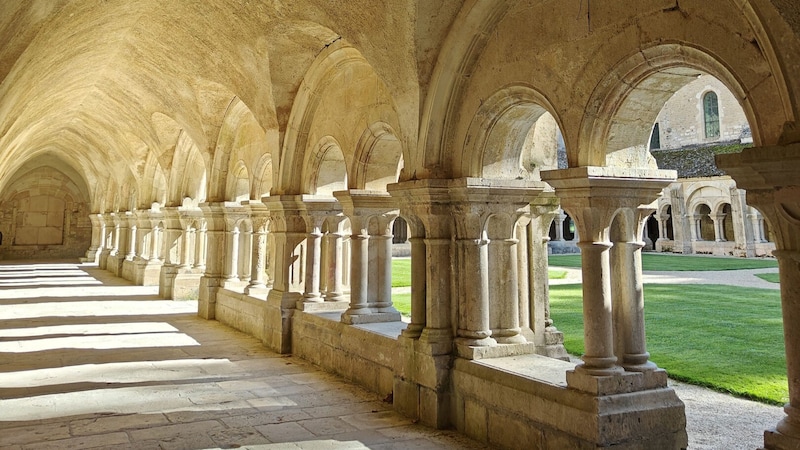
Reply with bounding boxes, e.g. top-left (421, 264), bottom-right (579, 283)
top-left (548, 253), bottom-right (778, 271)
top-left (756, 273), bottom-right (780, 284)
top-left (550, 283), bottom-right (787, 405)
